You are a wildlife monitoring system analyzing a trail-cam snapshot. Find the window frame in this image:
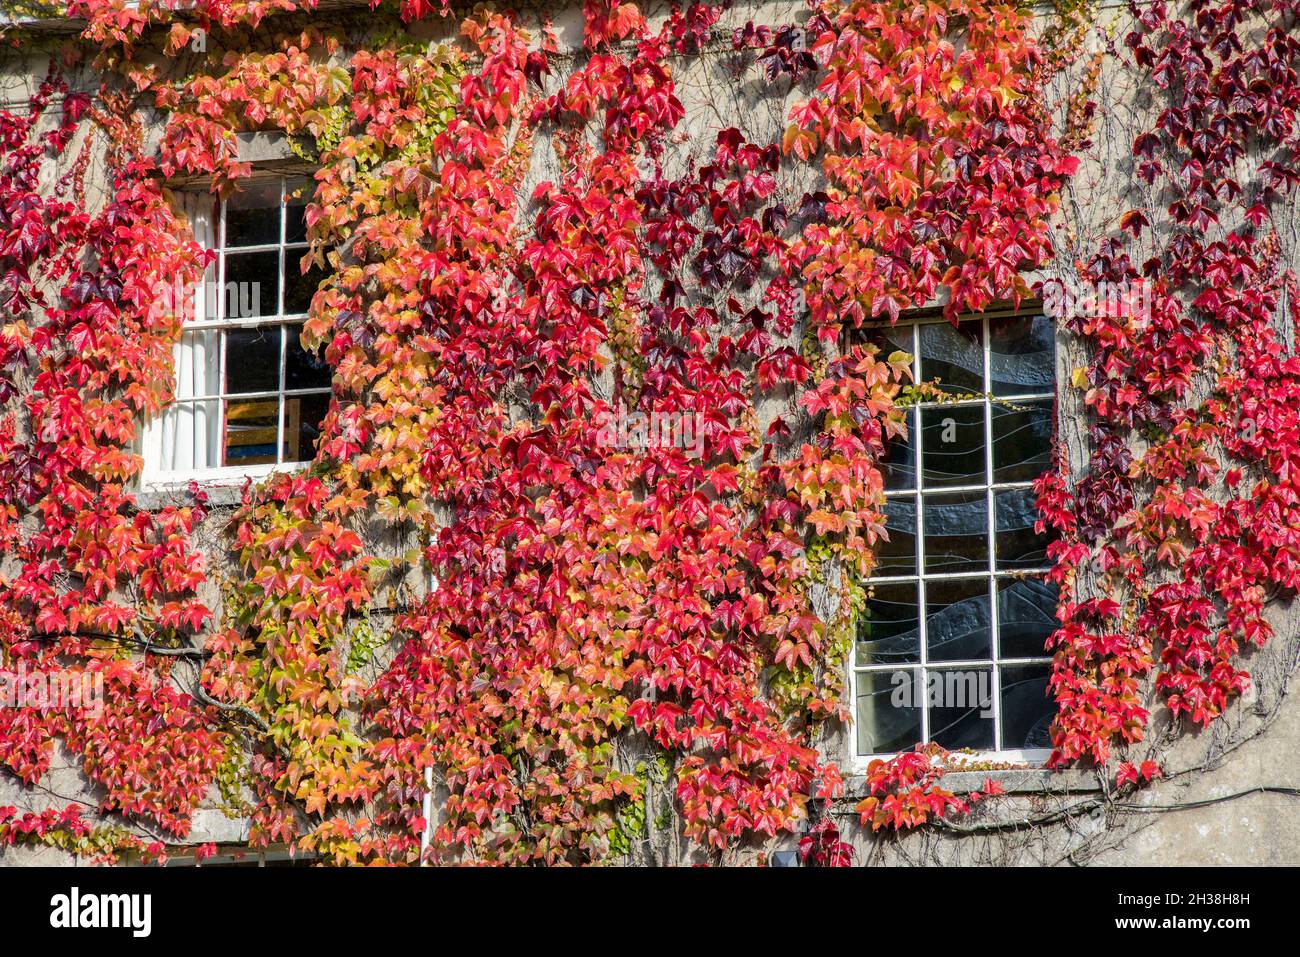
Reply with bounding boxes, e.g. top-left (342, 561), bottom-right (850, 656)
top-left (141, 174), bottom-right (329, 490)
top-left (163, 846), bottom-right (317, 867)
top-left (849, 306), bottom-right (1059, 770)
